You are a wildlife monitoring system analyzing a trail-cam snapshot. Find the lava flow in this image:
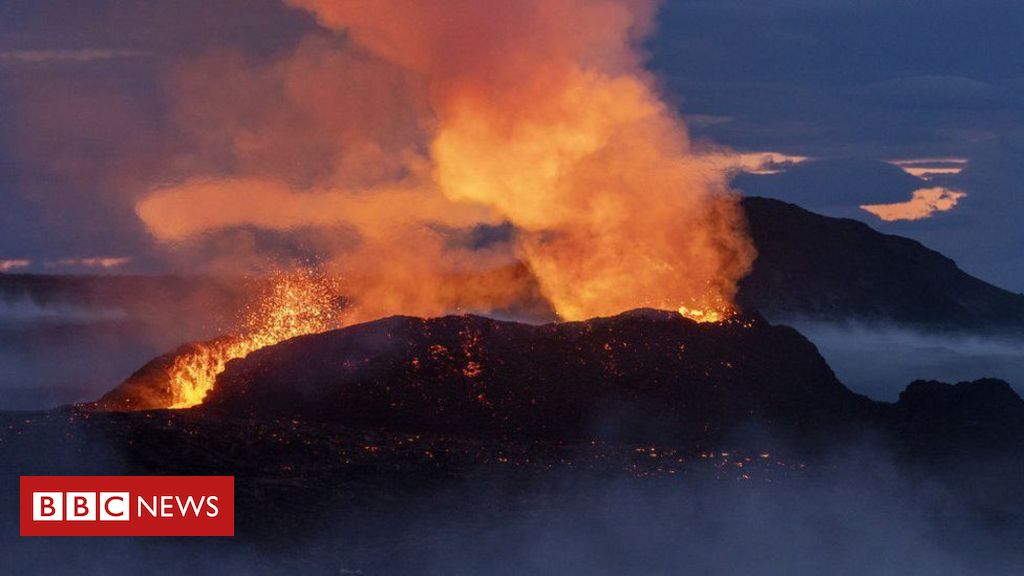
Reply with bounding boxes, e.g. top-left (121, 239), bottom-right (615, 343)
top-left (678, 306), bottom-right (731, 324)
top-left (678, 293), bottom-right (735, 323)
top-left (166, 270), bottom-right (346, 408)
